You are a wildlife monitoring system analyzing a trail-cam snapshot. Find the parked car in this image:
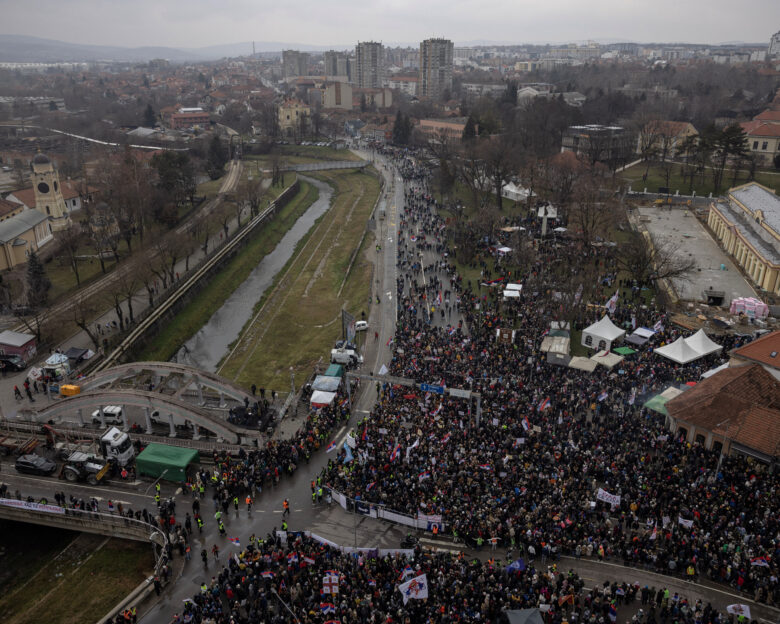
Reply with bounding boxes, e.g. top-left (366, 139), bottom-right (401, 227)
top-left (354, 321), bottom-right (368, 332)
top-left (335, 340), bottom-right (358, 351)
top-left (0, 354), bottom-right (26, 371)
top-left (15, 454), bottom-right (57, 476)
